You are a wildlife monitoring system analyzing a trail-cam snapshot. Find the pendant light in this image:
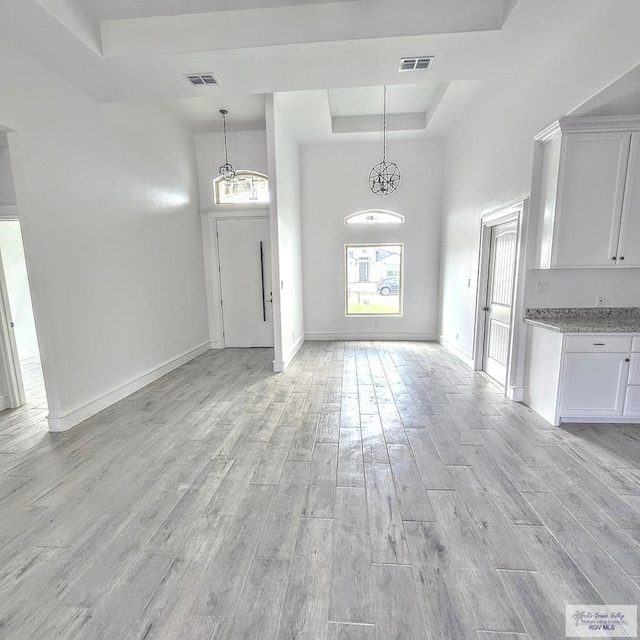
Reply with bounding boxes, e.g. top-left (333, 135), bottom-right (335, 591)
top-left (369, 86), bottom-right (400, 196)
top-left (219, 109), bottom-right (235, 183)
